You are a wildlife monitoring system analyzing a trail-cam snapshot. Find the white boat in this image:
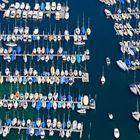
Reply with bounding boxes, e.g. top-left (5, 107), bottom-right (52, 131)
top-left (51, 2), bottom-right (56, 11)
top-left (104, 9), bottom-right (112, 17)
top-left (108, 113), bottom-right (113, 120)
top-left (77, 109), bottom-right (86, 114)
top-left (5, 42), bottom-right (17, 47)
top-left (116, 60), bottom-right (128, 71)
top-left (100, 67), bottom-right (106, 85)
top-left (114, 128), bottom-right (120, 138)
top-left (45, 2), bottom-right (51, 11)
top-left (129, 84), bottom-right (137, 95)
top-left (83, 95), bottom-right (89, 106)
top-left (106, 57), bottom-right (111, 65)
top-left (2, 0), bottom-right (9, 3)
top-left (101, 75), bottom-right (105, 84)
top-left (132, 98), bottom-right (140, 121)
top-left (2, 126), bottom-right (9, 137)
top-left (138, 122), bottom-right (140, 131)
top-left (40, 130), bottom-right (45, 139)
